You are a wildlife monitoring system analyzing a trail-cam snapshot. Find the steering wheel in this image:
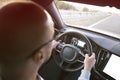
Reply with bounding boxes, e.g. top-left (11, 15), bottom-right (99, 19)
top-left (52, 31), bottom-right (92, 72)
